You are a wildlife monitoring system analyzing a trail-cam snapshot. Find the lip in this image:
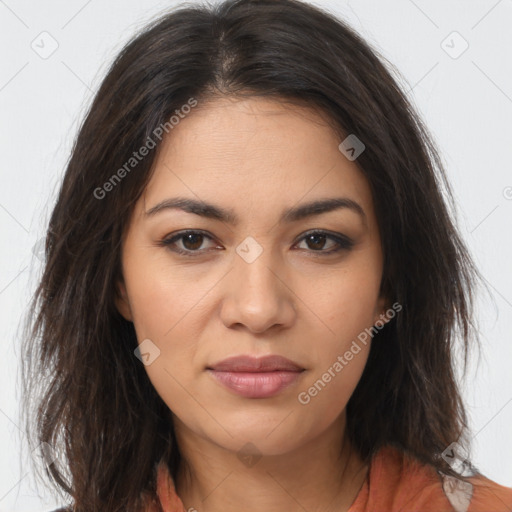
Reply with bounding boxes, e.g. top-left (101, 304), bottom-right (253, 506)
top-left (208, 355), bottom-right (304, 372)
top-left (206, 355), bottom-right (305, 398)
